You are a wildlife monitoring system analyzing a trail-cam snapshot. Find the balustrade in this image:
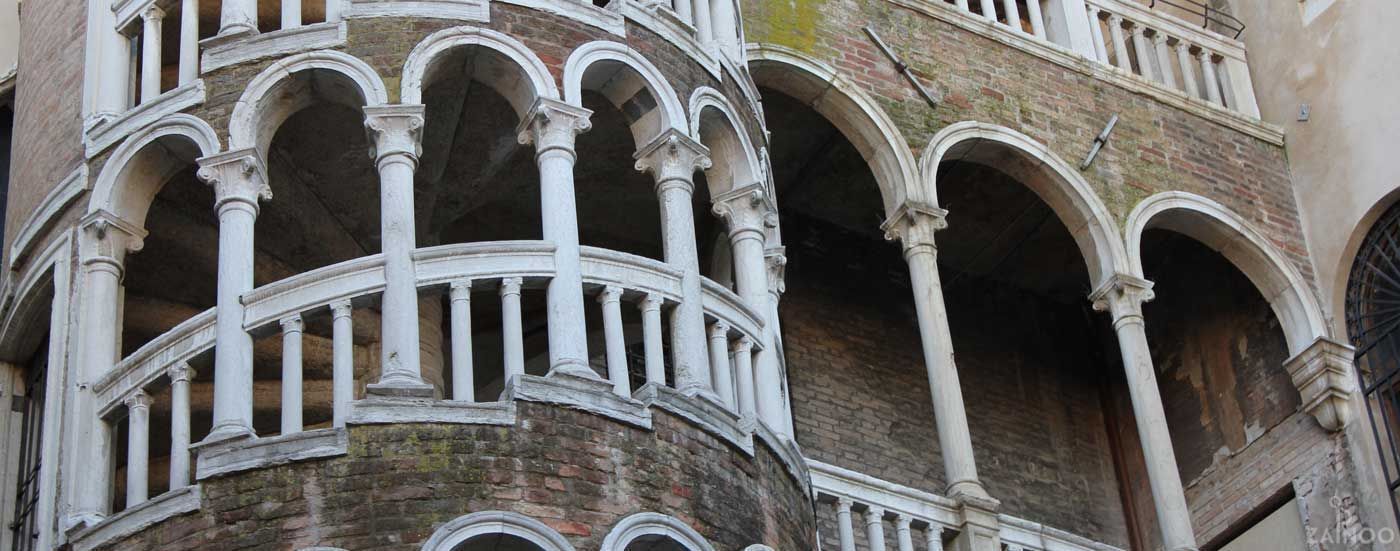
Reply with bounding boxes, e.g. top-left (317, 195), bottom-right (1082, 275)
top-left (933, 0), bottom-right (1259, 117)
top-left (89, 240), bottom-right (770, 515)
